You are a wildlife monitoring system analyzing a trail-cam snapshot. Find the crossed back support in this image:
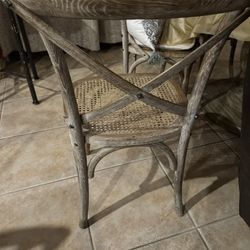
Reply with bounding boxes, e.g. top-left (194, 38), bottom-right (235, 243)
top-left (3, 0), bottom-right (249, 147)
top-left (4, 0), bottom-right (250, 123)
